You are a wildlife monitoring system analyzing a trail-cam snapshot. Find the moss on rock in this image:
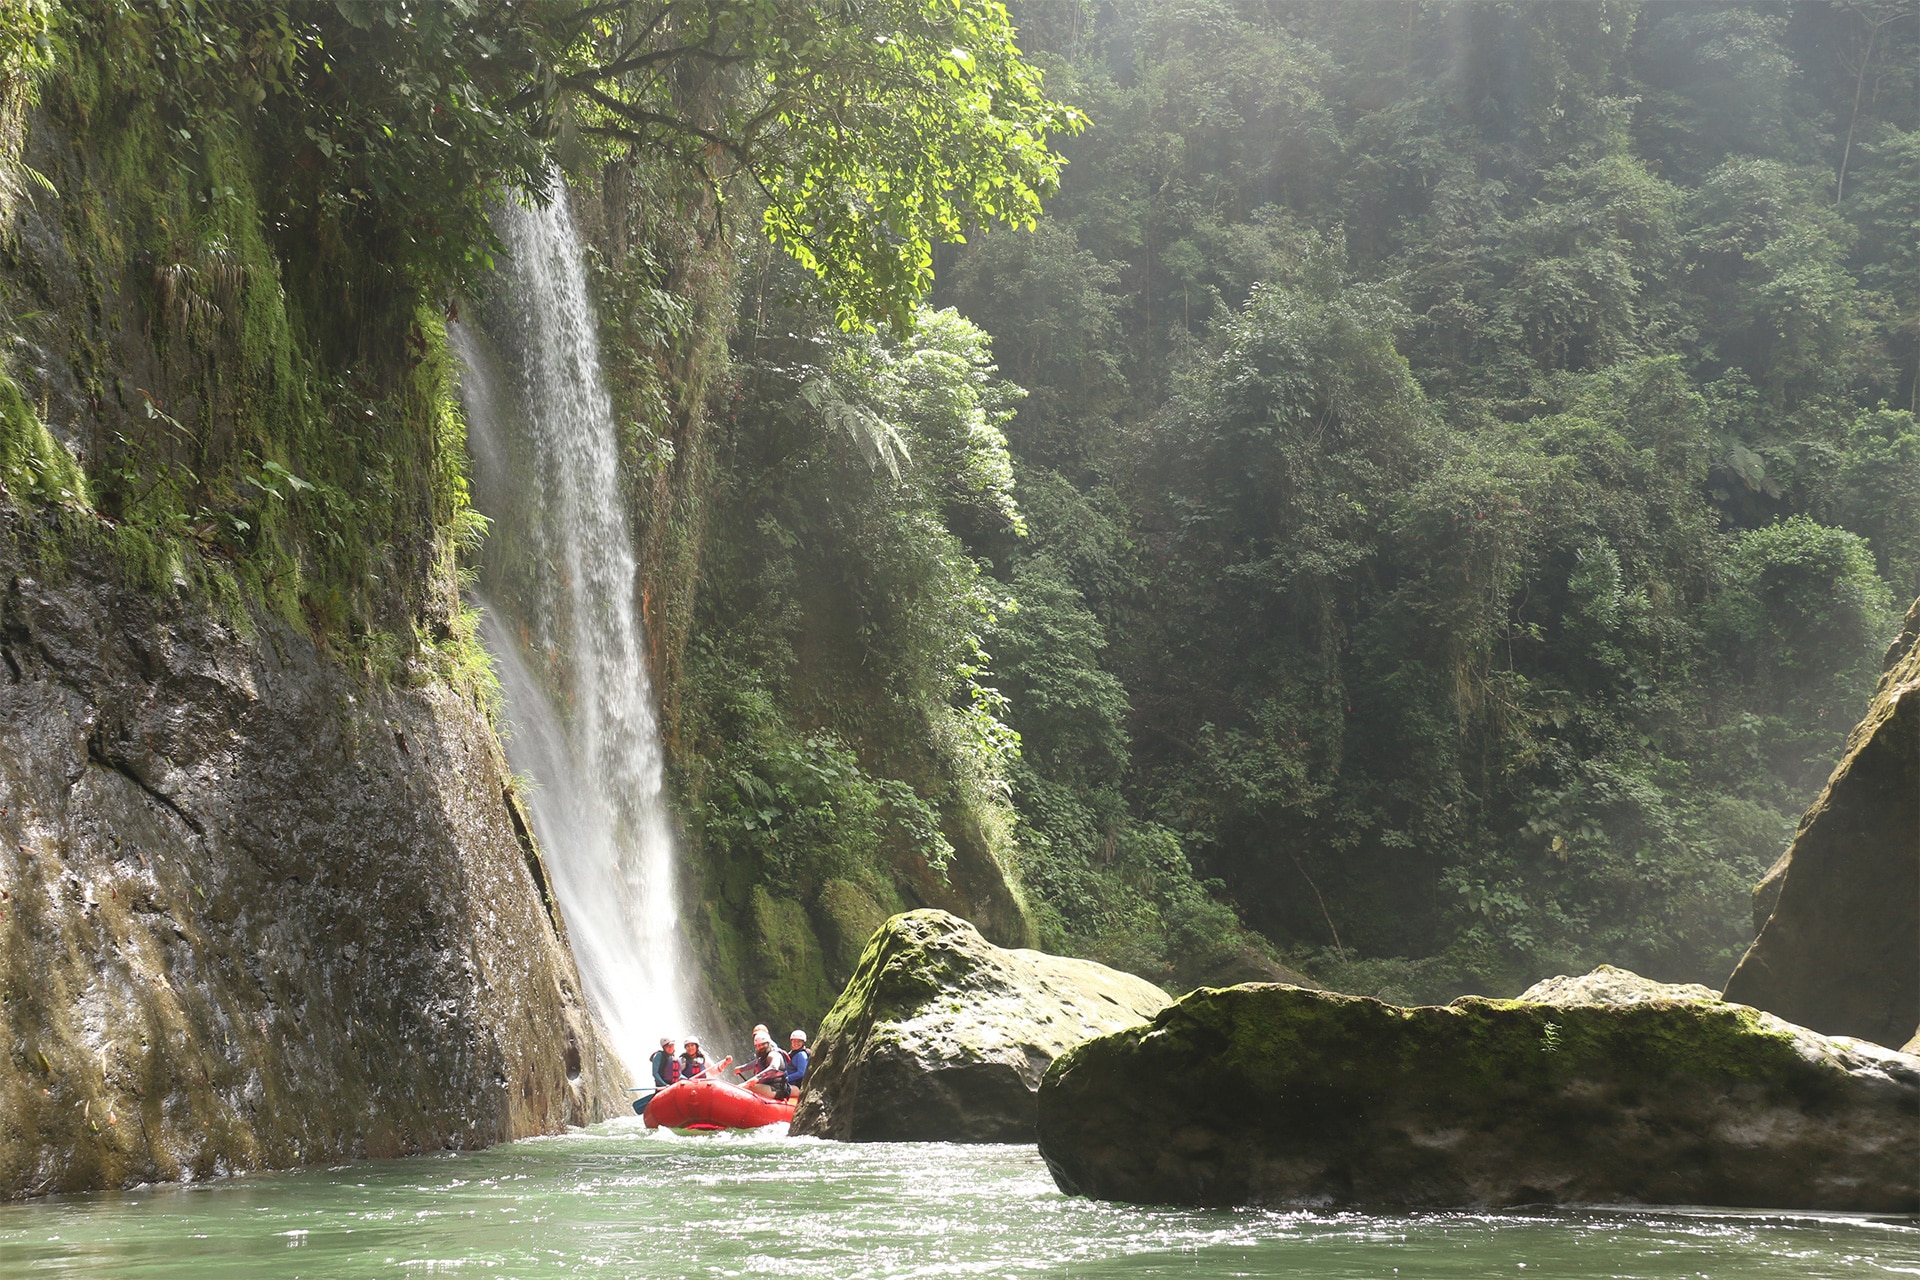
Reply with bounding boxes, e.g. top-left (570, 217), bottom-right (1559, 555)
top-left (748, 885), bottom-right (837, 1037)
top-left (1037, 970), bottom-right (1918, 1212)
top-left (815, 878), bottom-right (892, 980)
top-left (791, 908), bottom-right (1170, 1142)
